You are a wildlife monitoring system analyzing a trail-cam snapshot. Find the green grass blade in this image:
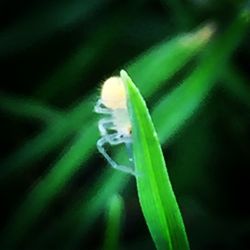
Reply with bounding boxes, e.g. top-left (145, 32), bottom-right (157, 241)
top-left (103, 194), bottom-right (124, 250)
top-left (121, 70), bottom-right (189, 250)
